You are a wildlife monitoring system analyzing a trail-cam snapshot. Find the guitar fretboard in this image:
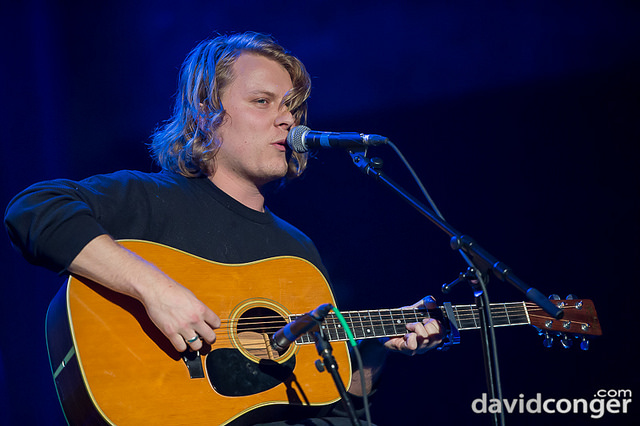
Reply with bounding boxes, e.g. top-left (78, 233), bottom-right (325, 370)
top-left (296, 302), bottom-right (530, 345)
